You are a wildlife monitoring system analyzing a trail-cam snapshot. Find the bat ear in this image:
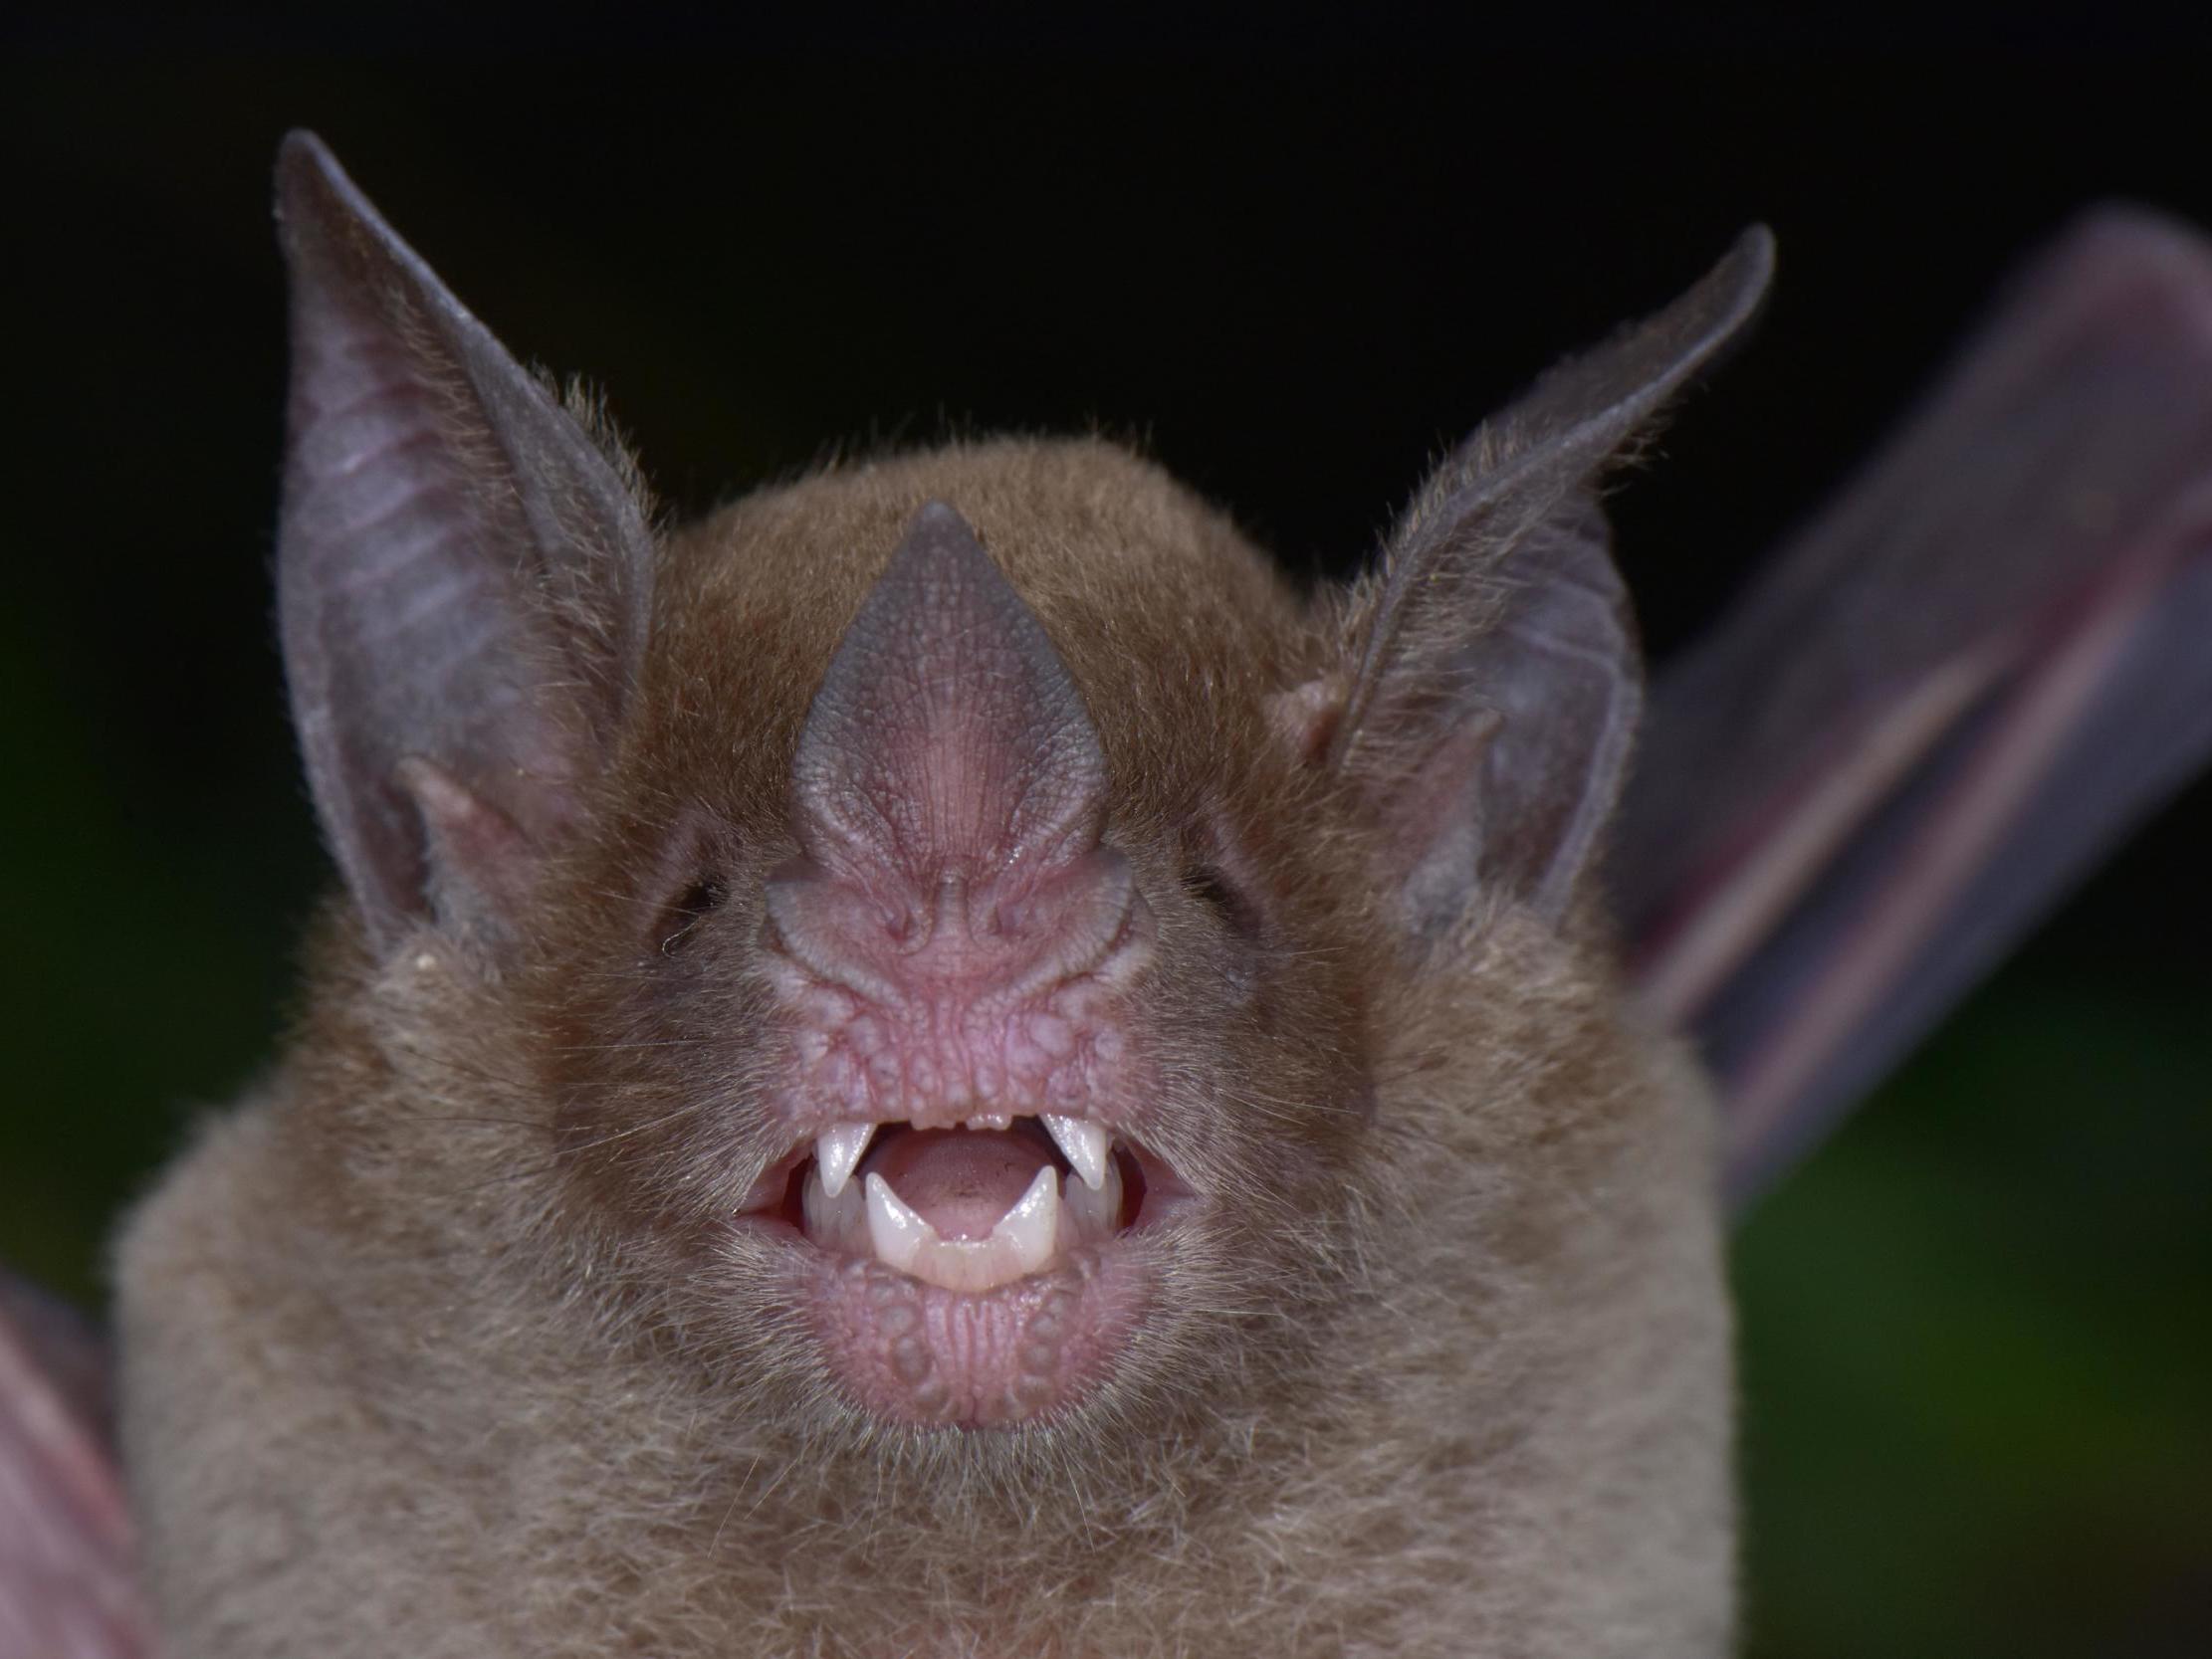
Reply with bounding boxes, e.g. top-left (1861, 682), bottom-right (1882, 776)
top-left (274, 131), bottom-right (655, 958)
top-left (1303, 229), bottom-right (1773, 935)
